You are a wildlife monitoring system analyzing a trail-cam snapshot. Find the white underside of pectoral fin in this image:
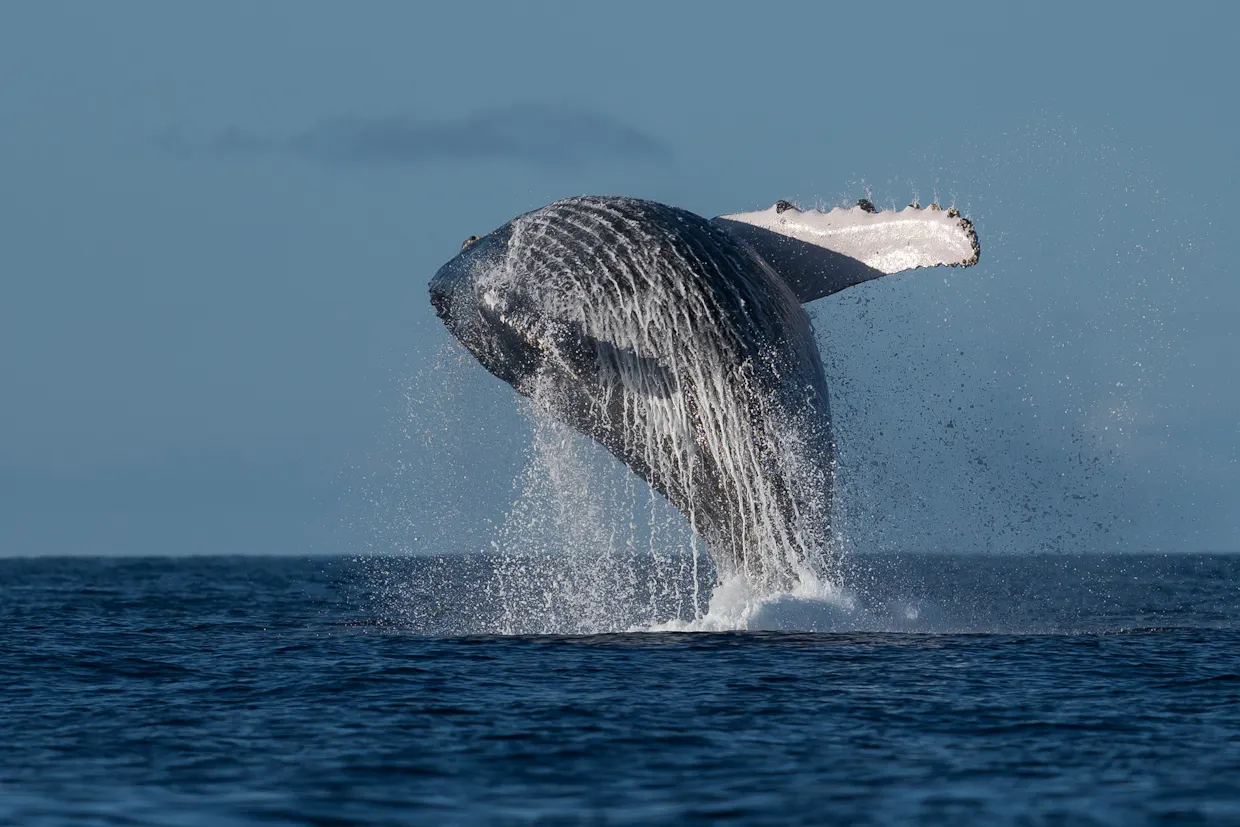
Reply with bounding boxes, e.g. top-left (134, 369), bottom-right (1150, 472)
top-left (719, 202), bottom-right (980, 276)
